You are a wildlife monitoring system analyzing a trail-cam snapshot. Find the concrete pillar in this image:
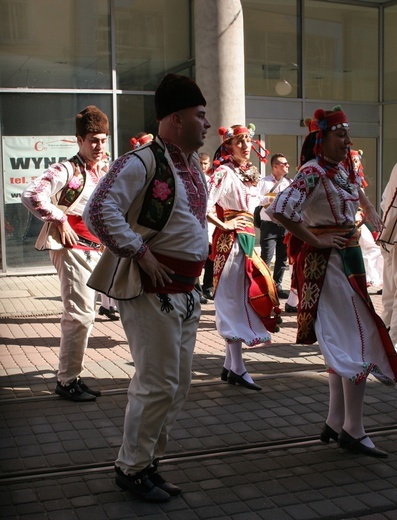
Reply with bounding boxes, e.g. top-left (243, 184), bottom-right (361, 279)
top-left (194, 0), bottom-right (246, 158)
